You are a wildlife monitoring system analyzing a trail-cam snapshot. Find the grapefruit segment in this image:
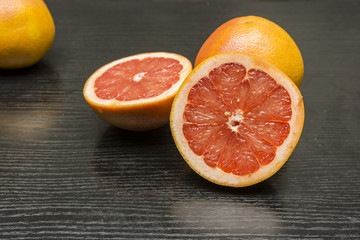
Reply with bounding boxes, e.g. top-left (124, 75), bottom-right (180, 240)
top-left (184, 105), bottom-right (229, 124)
top-left (218, 132), bottom-right (260, 176)
top-left (208, 63), bottom-right (248, 111)
top-left (243, 119), bottom-right (290, 146)
top-left (170, 52), bottom-right (304, 187)
top-left (244, 85), bottom-right (292, 122)
top-left (203, 126), bottom-right (233, 168)
top-left (244, 69), bottom-right (277, 111)
top-left (183, 123), bottom-right (225, 156)
top-left (237, 125), bottom-right (276, 166)
top-left (83, 52), bottom-right (192, 131)
top-left (187, 77), bottom-right (230, 112)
